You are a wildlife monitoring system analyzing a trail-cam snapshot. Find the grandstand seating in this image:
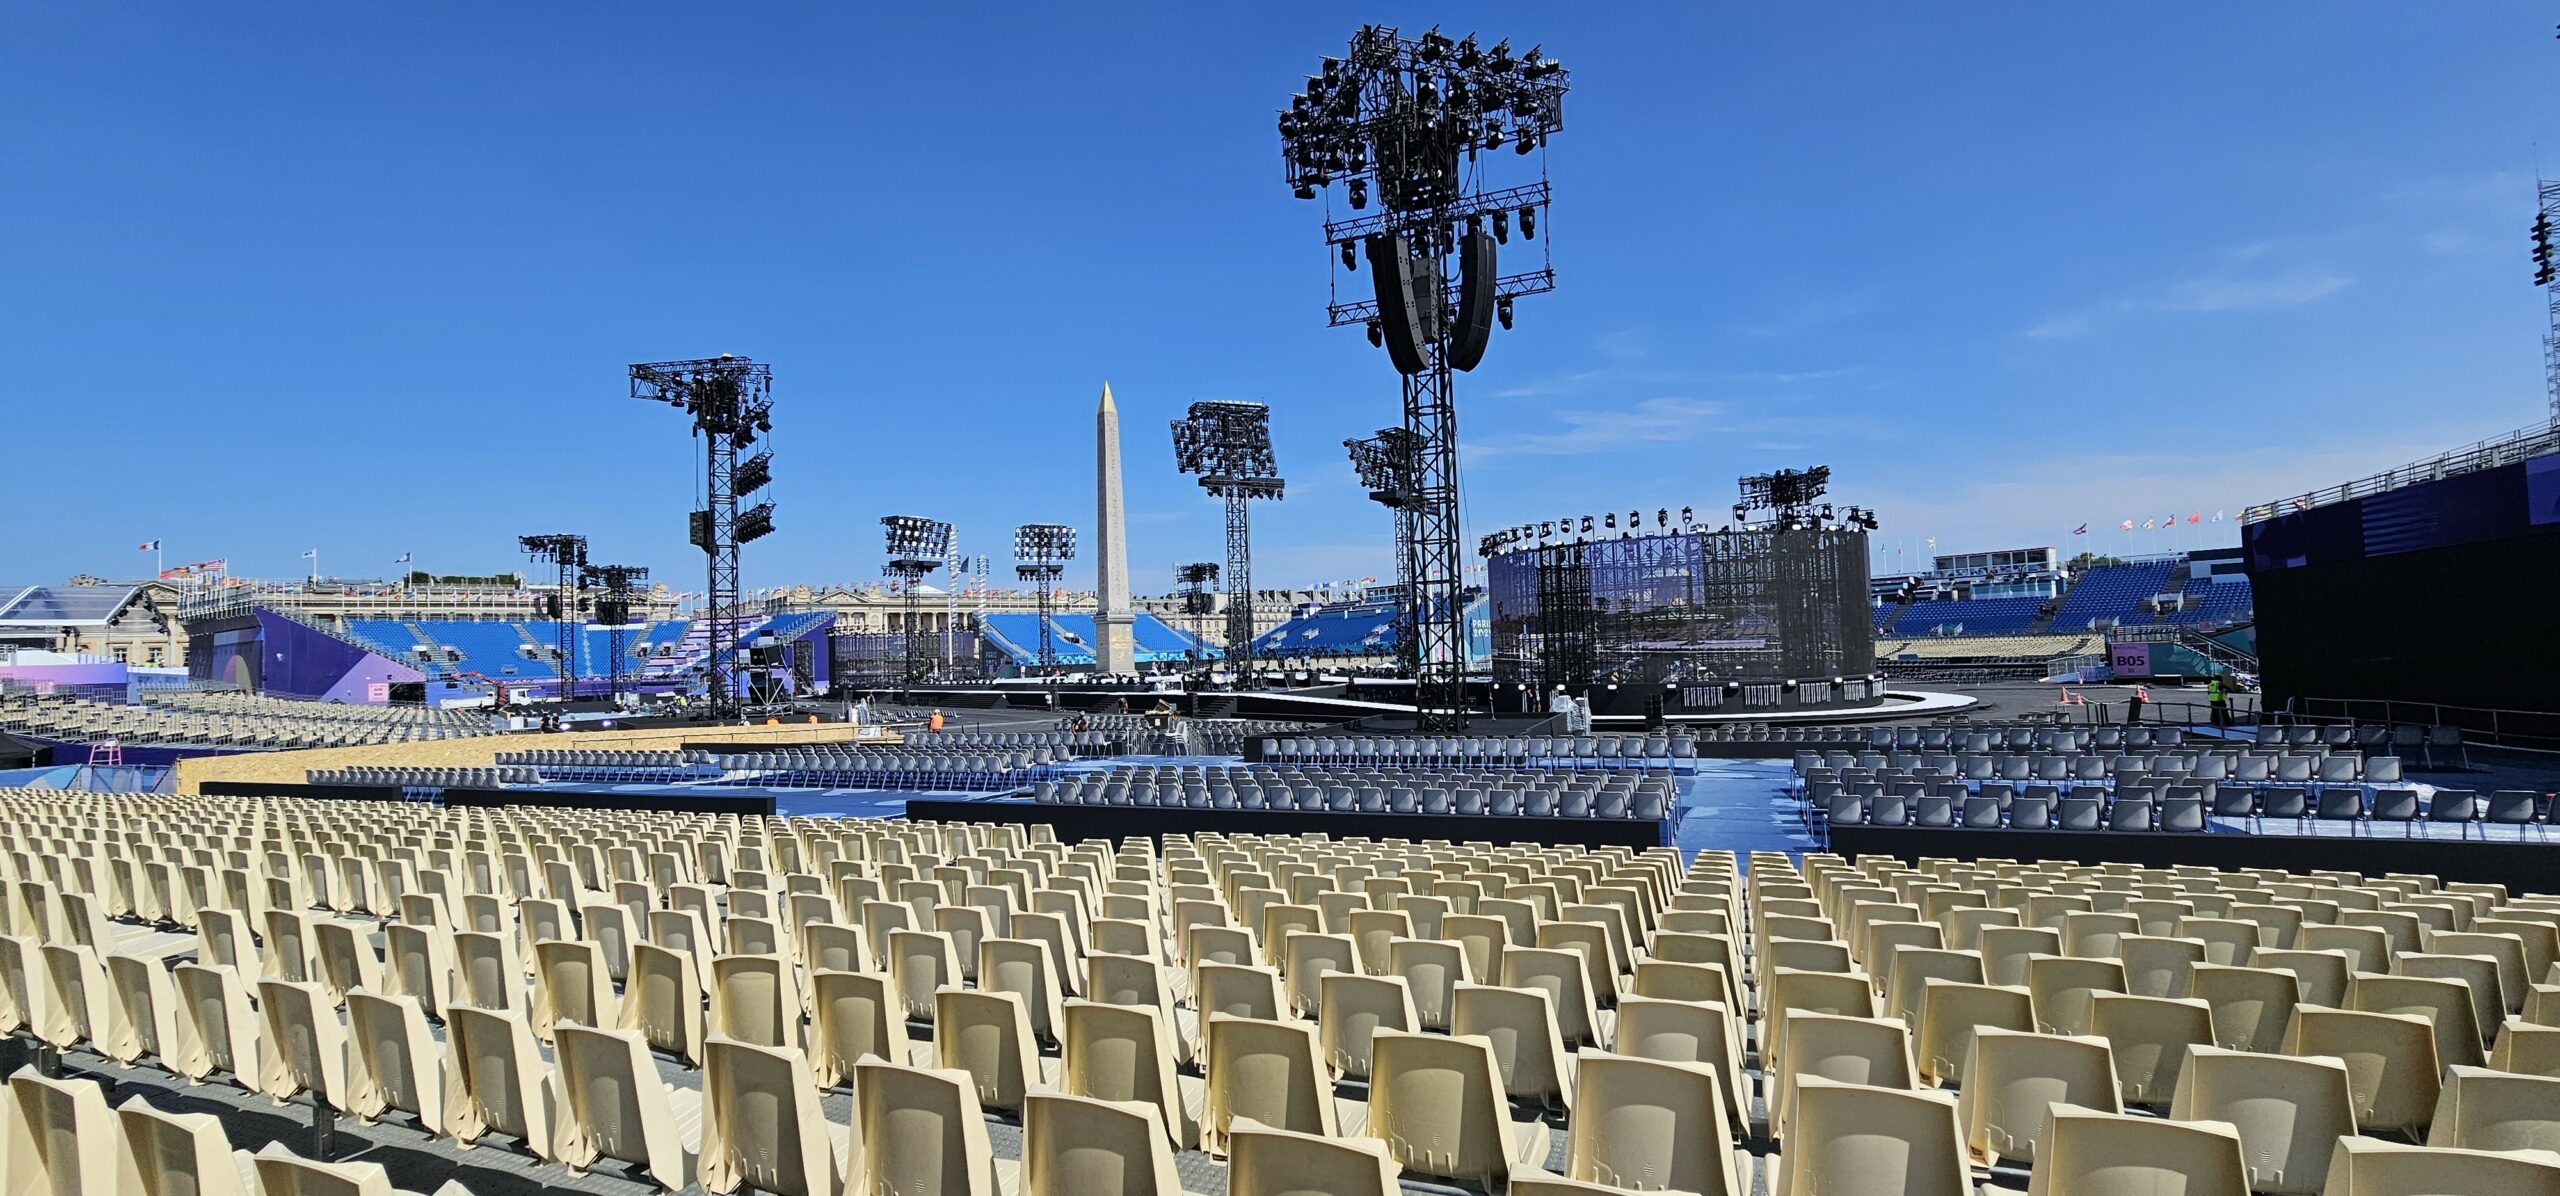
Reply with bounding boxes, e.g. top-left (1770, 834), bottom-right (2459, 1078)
top-left (1261, 733), bottom-right (1697, 769)
top-left (978, 613), bottom-right (1214, 668)
top-left (1256, 604), bottom-right (1399, 660)
top-left (1874, 634), bottom-right (2103, 661)
top-left (0, 691), bottom-right (486, 749)
top-left (306, 765), bottom-right (535, 787)
top-left (1888, 597), bottom-right (2047, 637)
top-left (1035, 761), bottom-right (1679, 819)
top-left (2051, 561), bottom-right (2177, 630)
top-left (0, 793), bottom-right (2553, 1196)
top-left (340, 612), bottom-right (831, 686)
